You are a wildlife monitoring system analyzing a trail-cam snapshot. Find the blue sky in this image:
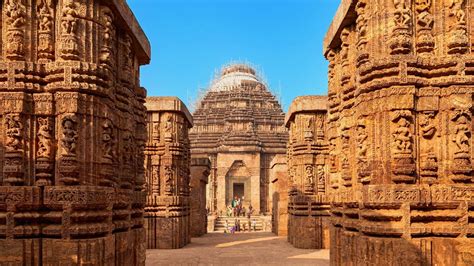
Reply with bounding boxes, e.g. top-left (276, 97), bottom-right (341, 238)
top-left (127, 0), bottom-right (340, 111)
